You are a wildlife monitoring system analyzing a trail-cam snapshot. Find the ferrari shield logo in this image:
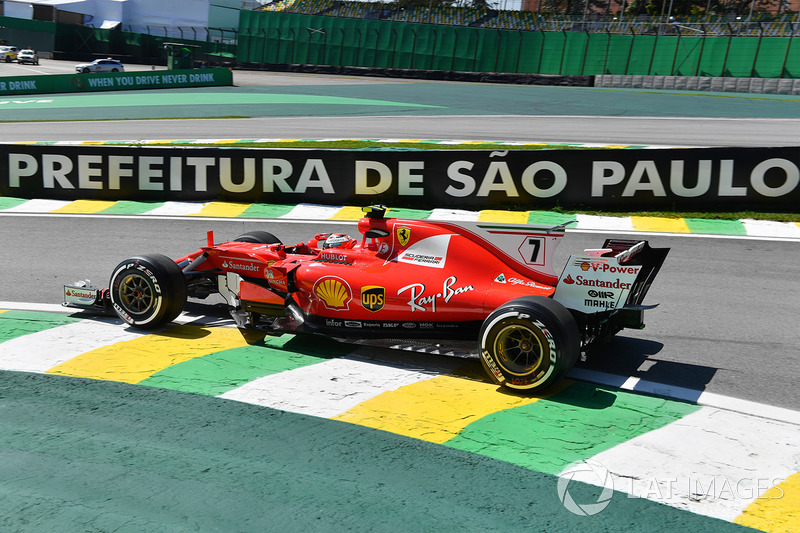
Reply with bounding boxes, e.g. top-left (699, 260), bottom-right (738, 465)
top-left (396, 226), bottom-right (411, 247)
